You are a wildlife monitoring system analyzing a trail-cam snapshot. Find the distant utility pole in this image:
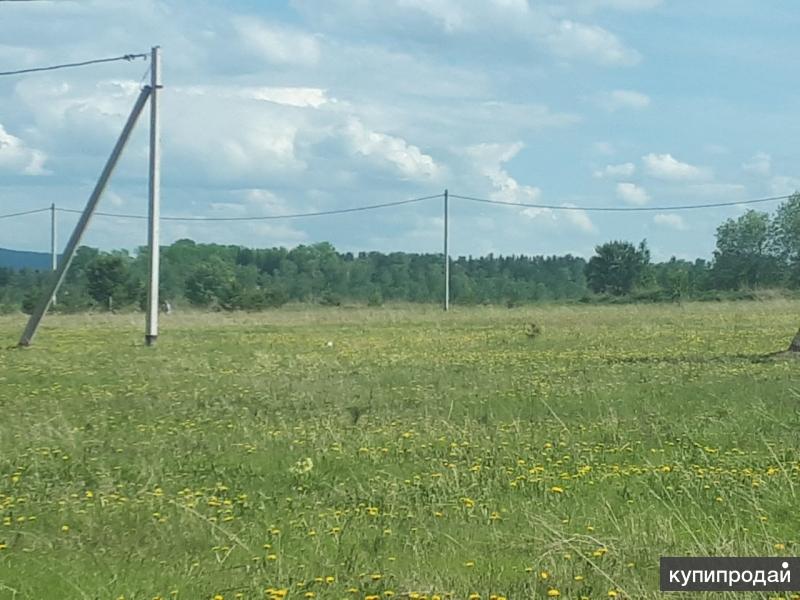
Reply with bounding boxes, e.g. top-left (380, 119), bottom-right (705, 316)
top-left (444, 188), bottom-right (450, 312)
top-left (145, 45), bottom-right (161, 347)
top-left (50, 202), bottom-right (57, 306)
